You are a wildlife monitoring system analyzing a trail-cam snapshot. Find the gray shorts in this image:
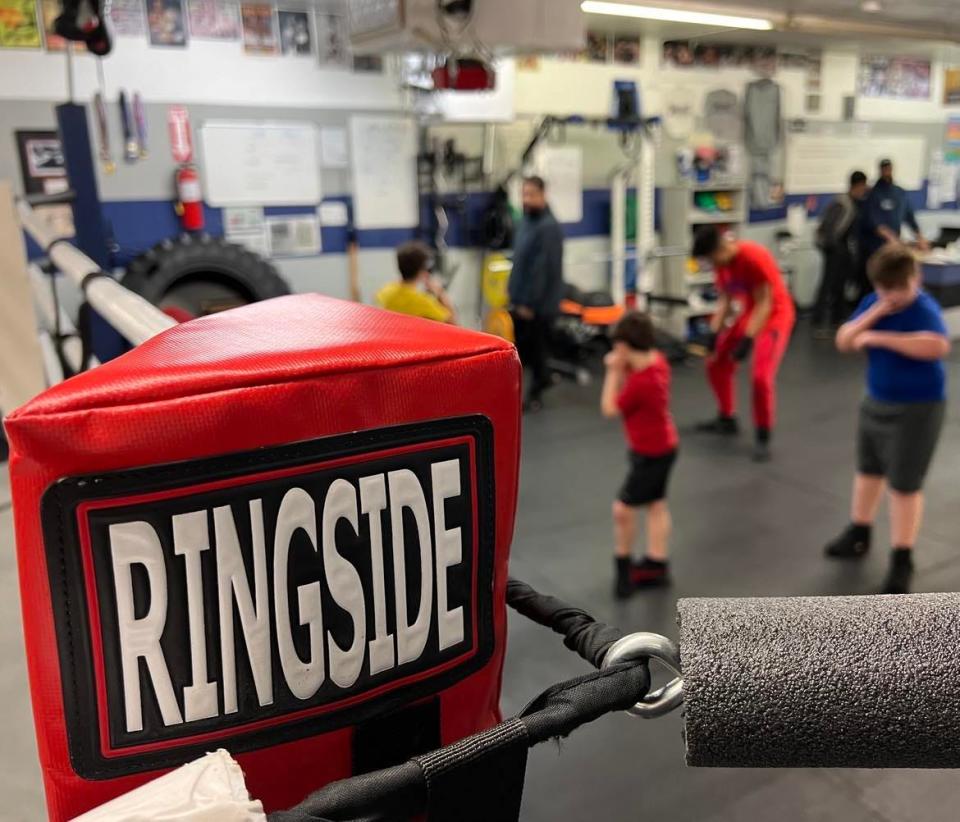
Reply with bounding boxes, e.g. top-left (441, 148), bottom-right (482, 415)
top-left (857, 397), bottom-right (946, 493)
